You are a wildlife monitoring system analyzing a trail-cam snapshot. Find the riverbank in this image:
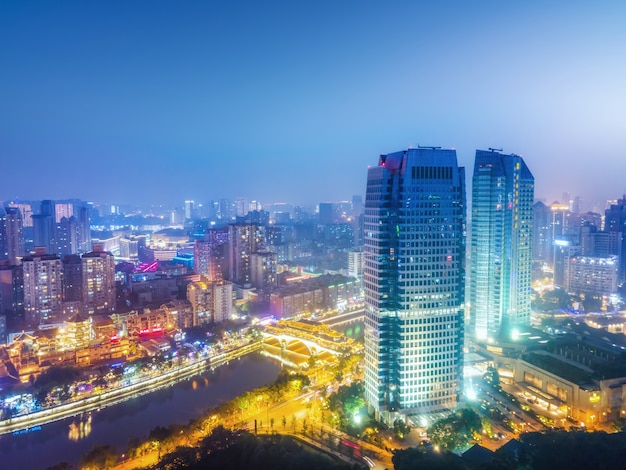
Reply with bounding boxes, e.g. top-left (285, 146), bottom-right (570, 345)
top-left (0, 341), bottom-right (261, 436)
top-left (0, 353), bottom-right (281, 470)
